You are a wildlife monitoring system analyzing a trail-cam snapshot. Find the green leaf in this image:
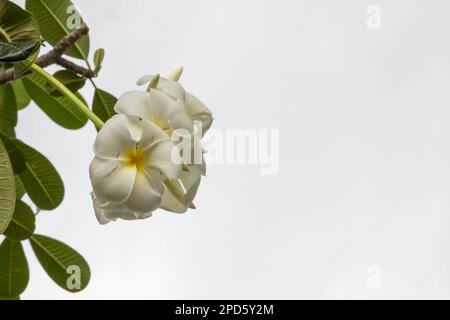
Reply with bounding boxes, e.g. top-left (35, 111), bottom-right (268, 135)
top-left (4, 199), bottom-right (35, 241)
top-left (0, 133), bottom-right (25, 174)
top-left (14, 42), bottom-right (40, 77)
top-left (0, 84), bottom-right (17, 137)
top-left (11, 80), bottom-right (31, 110)
top-left (14, 175), bottom-right (25, 199)
top-left (14, 139), bottom-right (64, 210)
top-left (0, 295), bottom-right (20, 300)
top-left (30, 234), bottom-right (90, 292)
top-left (0, 0), bottom-right (41, 75)
top-left (93, 48), bottom-right (104, 74)
top-left (0, 136), bottom-right (15, 234)
top-left (0, 238), bottom-right (29, 298)
top-left (92, 88), bottom-right (117, 123)
top-left (23, 73), bottom-right (88, 130)
top-left (46, 70), bottom-right (86, 97)
top-left (0, 40), bottom-right (39, 62)
top-left (25, 0), bottom-right (89, 60)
